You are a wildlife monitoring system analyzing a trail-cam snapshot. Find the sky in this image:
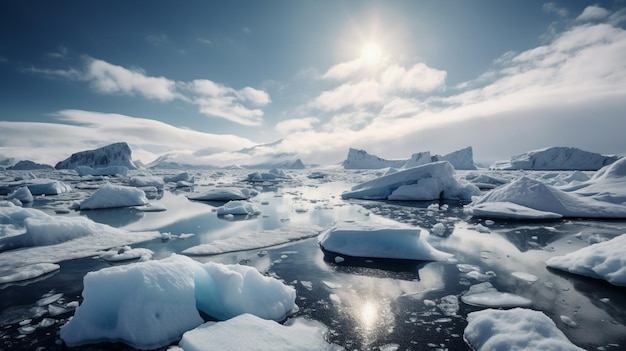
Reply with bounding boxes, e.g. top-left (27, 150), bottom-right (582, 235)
top-left (1, 0), bottom-right (625, 167)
